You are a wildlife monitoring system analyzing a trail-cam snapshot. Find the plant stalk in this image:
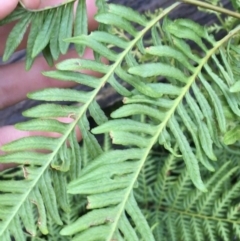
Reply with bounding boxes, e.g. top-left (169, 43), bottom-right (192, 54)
top-left (180, 0), bottom-right (240, 19)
